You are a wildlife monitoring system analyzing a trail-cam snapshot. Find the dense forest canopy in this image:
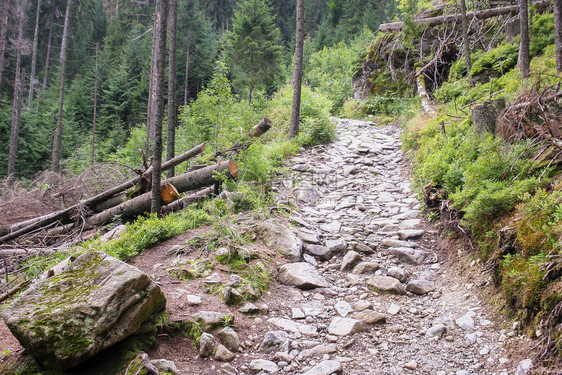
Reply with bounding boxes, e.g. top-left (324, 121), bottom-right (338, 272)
top-left (0, 0), bottom-right (397, 178)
